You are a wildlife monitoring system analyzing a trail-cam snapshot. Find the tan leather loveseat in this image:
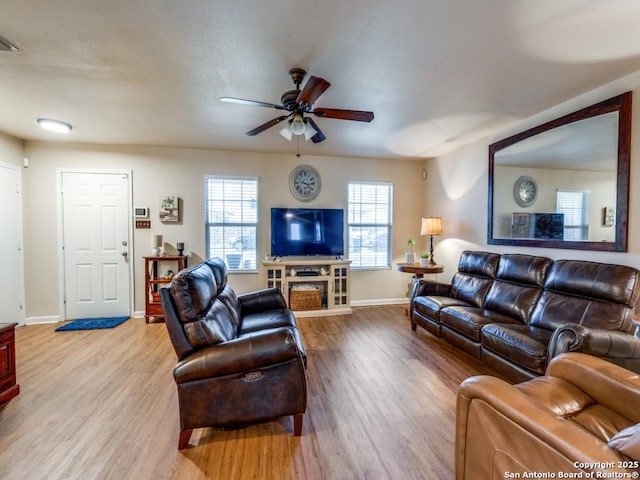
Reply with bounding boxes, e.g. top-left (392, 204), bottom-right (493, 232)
top-left (456, 353), bottom-right (640, 478)
top-left (411, 251), bottom-right (640, 382)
